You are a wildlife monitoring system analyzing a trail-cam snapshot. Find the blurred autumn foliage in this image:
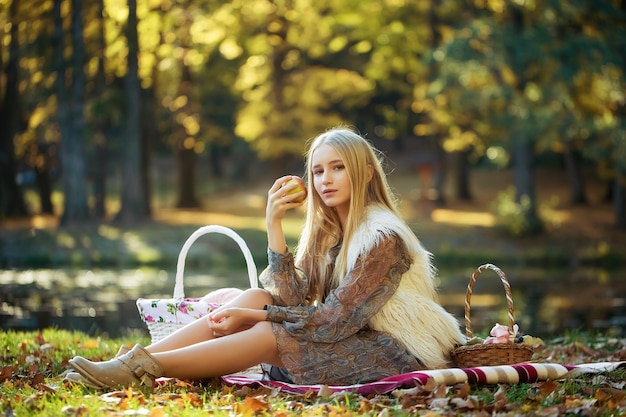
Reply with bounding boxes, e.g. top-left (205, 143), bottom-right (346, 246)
top-left (0, 0), bottom-right (624, 233)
